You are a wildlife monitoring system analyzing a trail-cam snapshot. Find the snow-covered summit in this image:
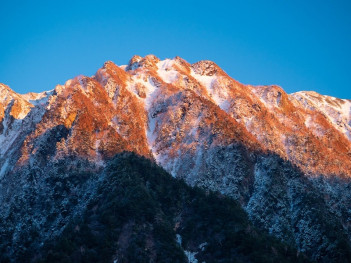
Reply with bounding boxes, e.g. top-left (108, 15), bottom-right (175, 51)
top-left (1, 56), bottom-right (351, 178)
